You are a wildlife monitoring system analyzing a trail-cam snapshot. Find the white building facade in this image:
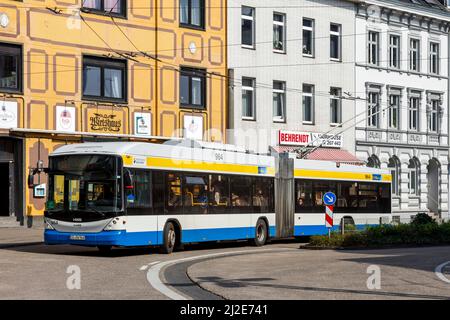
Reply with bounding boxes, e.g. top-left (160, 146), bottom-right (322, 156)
top-left (353, 0), bottom-right (450, 221)
top-left (227, 0), bottom-right (357, 157)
